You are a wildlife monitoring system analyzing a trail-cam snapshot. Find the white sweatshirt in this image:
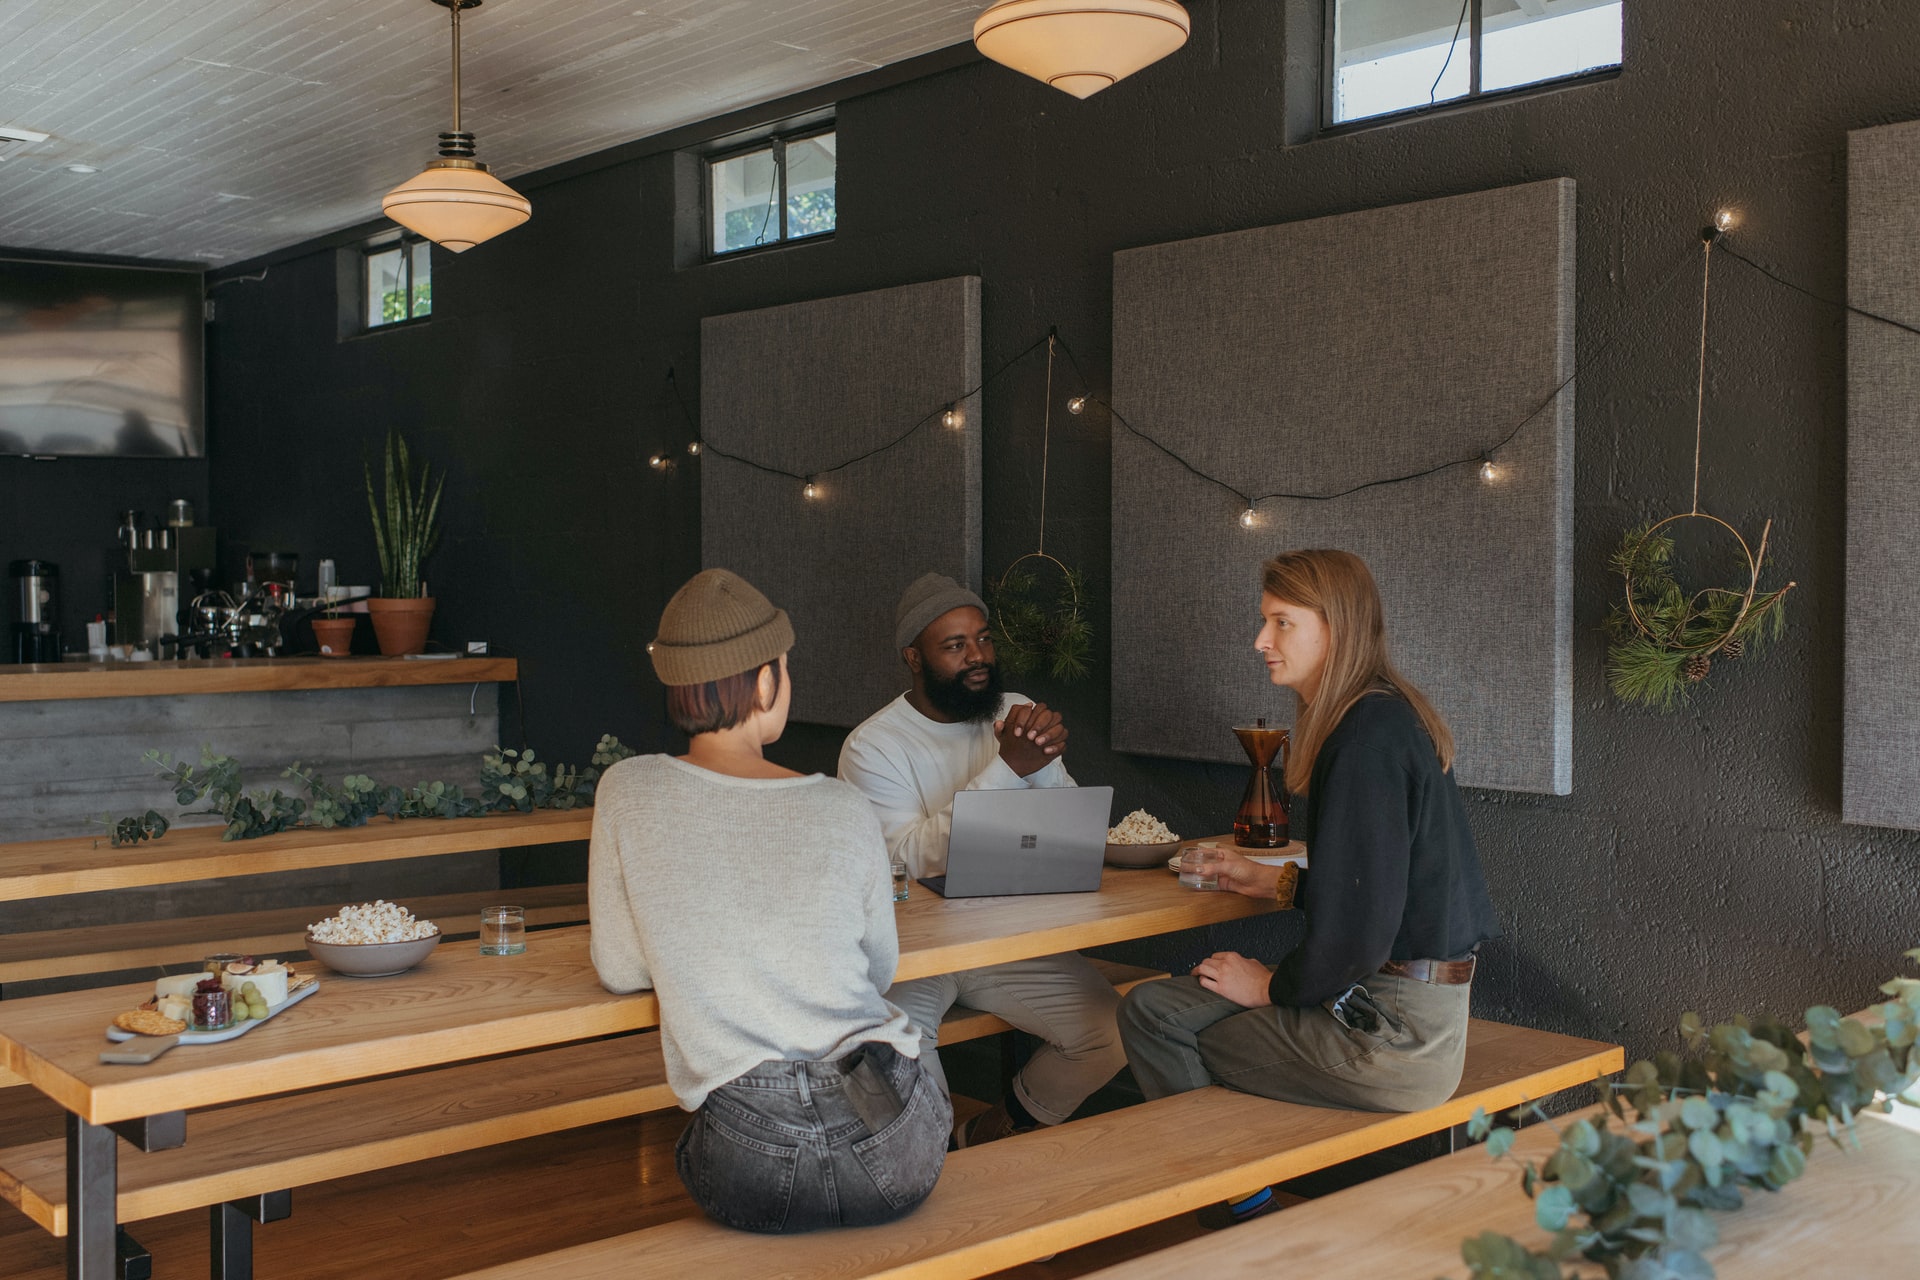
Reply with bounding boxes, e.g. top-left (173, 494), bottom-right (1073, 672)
top-left (837, 692), bottom-right (1076, 879)
top-left (588, 755), bottom-right (918, 1111)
